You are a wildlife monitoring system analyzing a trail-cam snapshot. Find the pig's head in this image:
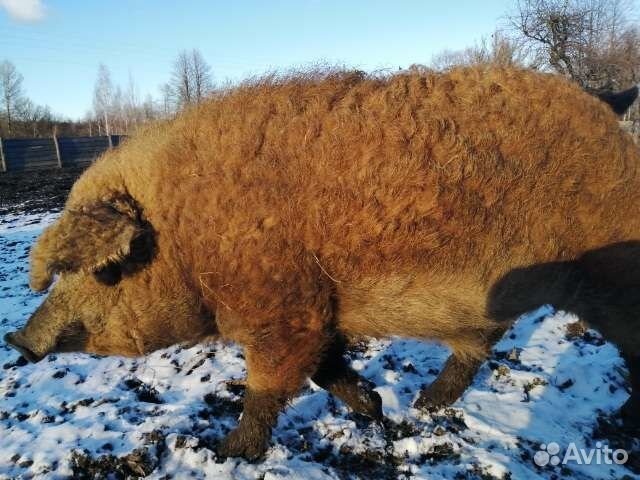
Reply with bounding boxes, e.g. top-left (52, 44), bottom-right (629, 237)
top-left (4, 194), bottom-right (215, 362)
